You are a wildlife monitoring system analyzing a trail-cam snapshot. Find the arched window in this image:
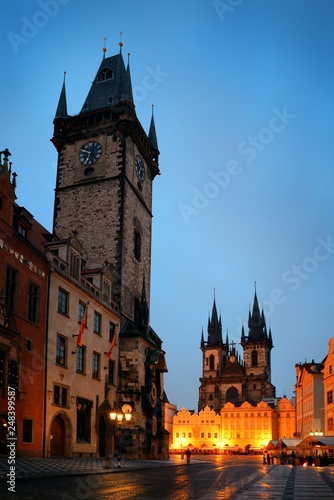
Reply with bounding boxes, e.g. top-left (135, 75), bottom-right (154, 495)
top-left (209, 354), bottom-right (214, 370)
top-left (97, 68), bottom-right (113, 82)
top-left (251, 350), bottom-right (258, 367)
